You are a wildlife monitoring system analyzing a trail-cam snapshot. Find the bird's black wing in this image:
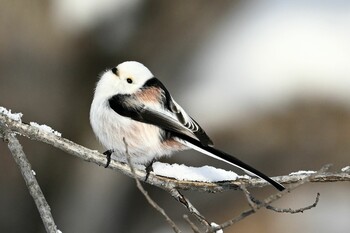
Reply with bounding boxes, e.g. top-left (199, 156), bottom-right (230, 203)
top-left (108, 94), bottom-right (201, 140)
top-left (142, 77), bottom-right (213, 146)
